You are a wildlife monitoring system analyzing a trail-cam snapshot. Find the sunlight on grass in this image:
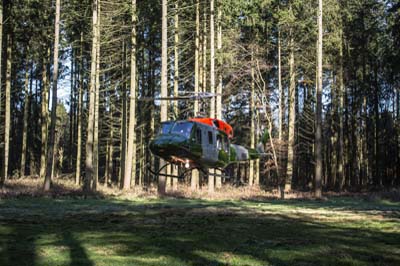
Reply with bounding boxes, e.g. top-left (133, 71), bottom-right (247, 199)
top-left (194, 250), bottom-right (267, 266)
